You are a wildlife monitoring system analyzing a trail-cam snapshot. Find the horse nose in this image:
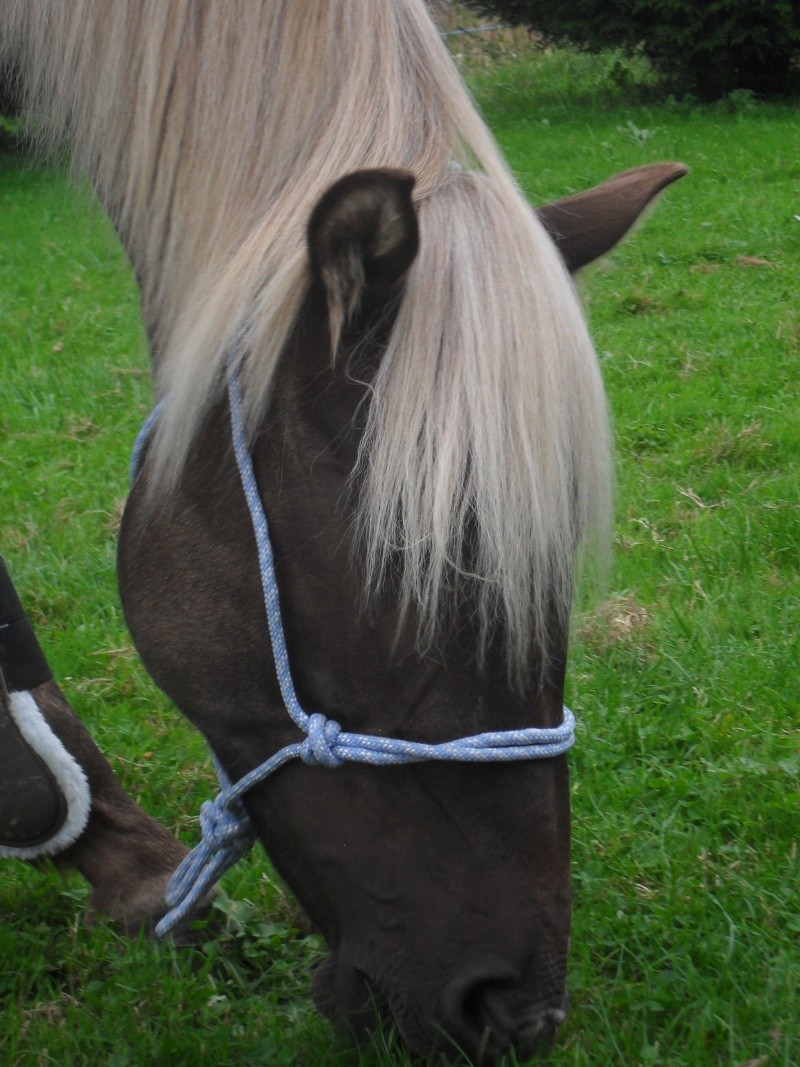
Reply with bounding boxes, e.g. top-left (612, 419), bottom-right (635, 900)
top-left (439, 967), bottom-right (566, 1062)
